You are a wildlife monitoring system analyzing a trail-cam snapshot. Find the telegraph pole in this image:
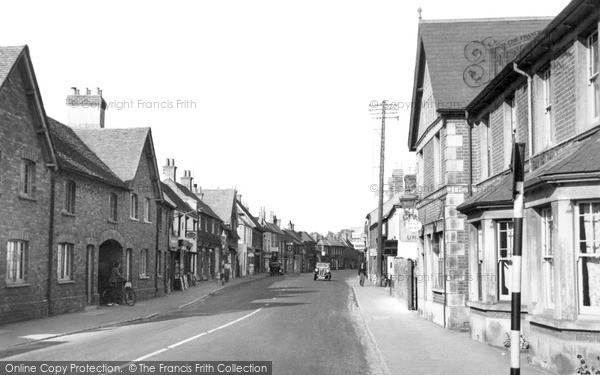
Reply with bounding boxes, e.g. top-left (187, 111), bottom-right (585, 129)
top-left (370, 100), bottom-right (399, 286)
top-left (510, 141), bottom-right (525, 375)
